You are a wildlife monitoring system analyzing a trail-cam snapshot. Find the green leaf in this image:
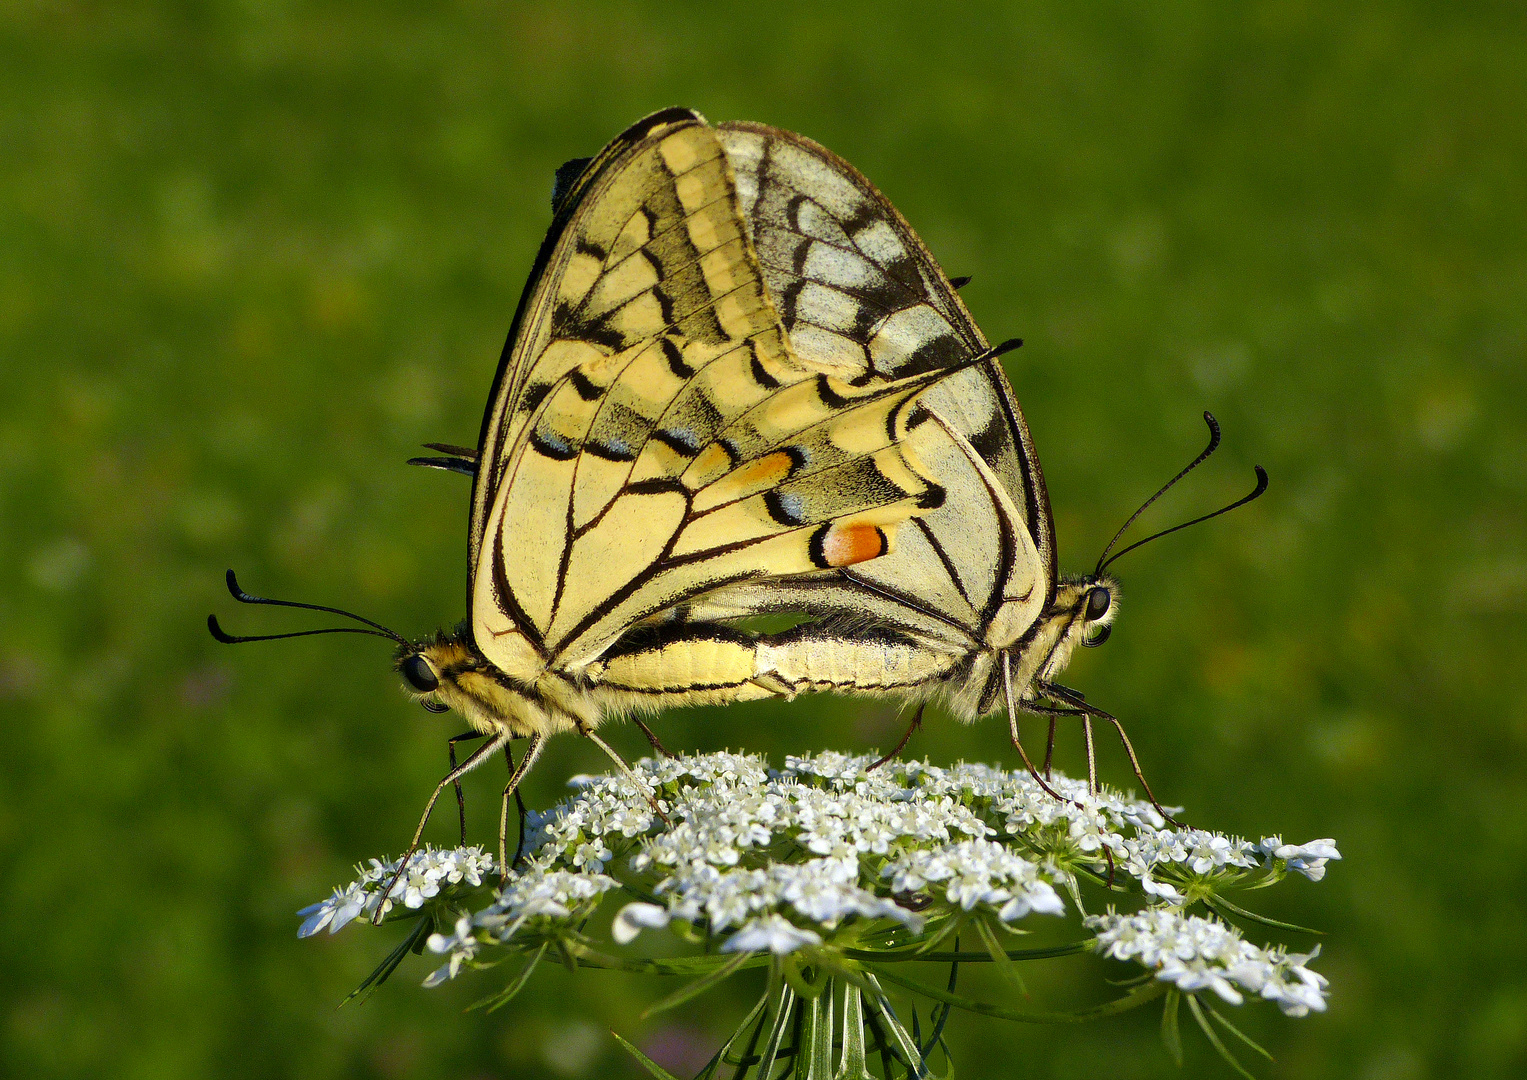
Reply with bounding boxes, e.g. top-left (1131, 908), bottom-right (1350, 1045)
top-left (783, 957), bottom-right (821, 1000)
top-left (342, 916), bottom-right (433, 1007)
top-left (873, 967), bottom-right (1169, 1025)
top-left (972, 917), bottom-right (1026, 994)
top-left (555, 937), bottom-right (579, 973)
top-left (469, 942), bottom-right (546, 1013)
top-left (640, 948), bottom-right (754, 1019)
top-left (1185, 993), bottom-right (1257, 1080)
top-left (559, 939), bottom-right (772, 978)
top-left (860, 974), bottom-right (923, 1074)
top-left (756, 979), bottom-right (798, 1080)
top-left (1205, 1001), bottom-right (1276, 1063)
top-left (696, 986), bottom-right (773, 1080)
top-left (1160, 988), bottom-right (1183, 1066)
top-left (611, 1030), bottom-right (682, 1080)
top-left (836, 983), bottom-right (876, 1080)
top-left (1206, 894), bottom-right (1323, 935)
top-left (839, 941), bottom-right (1089, 964)
top-left (800, 982), bottom-right (835, 1080)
